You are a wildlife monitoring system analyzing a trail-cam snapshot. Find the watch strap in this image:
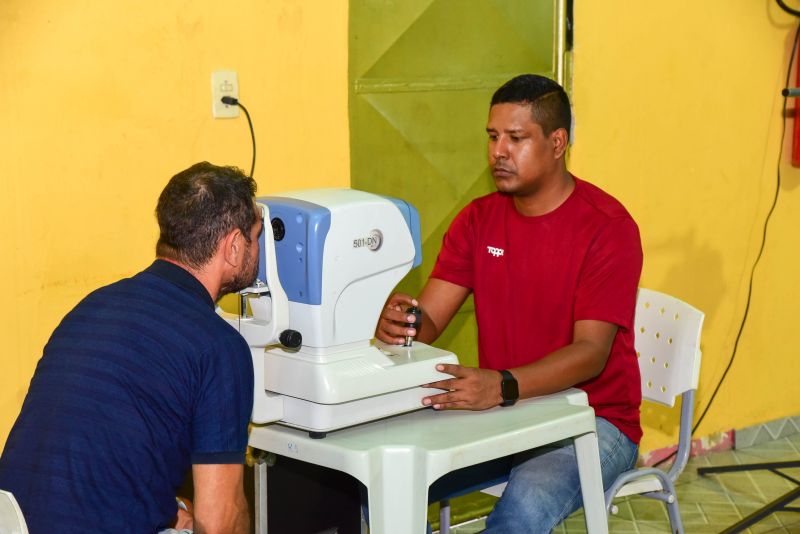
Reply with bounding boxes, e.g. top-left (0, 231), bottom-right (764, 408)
top-left (499, 369), bottom-right (519, 407)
